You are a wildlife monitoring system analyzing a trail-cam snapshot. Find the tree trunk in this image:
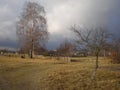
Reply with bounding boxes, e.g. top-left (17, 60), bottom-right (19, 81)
top-left (30, 50), bottom-right (33, 58)
top-left (96, 54), bottom-right (99, 70)
top-left (91, 53), bottom-right (99, 80)
top-left (30, 39), bottom-right (34, 59)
